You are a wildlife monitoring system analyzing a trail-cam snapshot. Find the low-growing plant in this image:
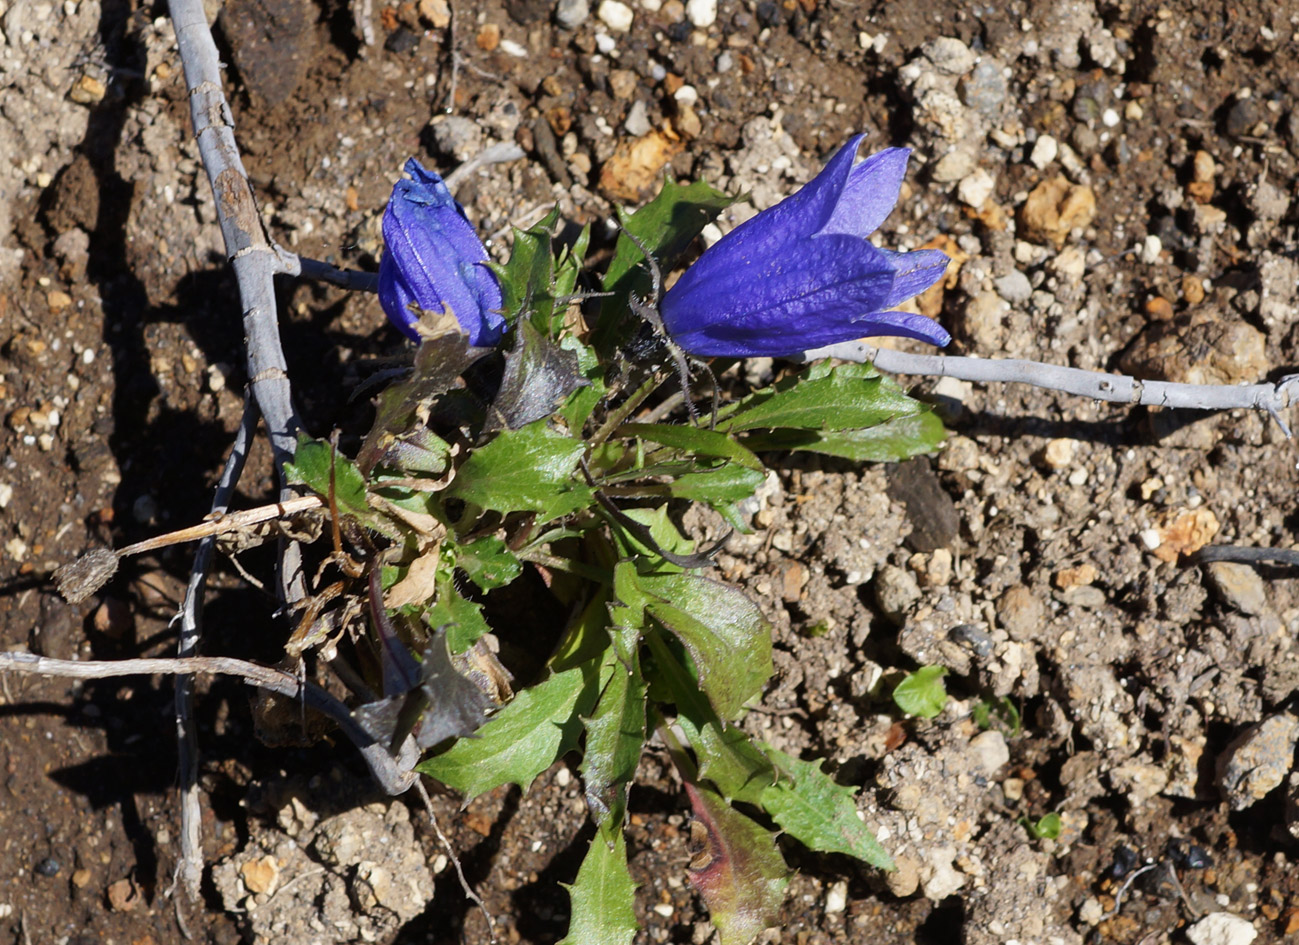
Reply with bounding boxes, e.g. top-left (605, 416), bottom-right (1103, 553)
top-left (281, 146), bottom-right (951, 942)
